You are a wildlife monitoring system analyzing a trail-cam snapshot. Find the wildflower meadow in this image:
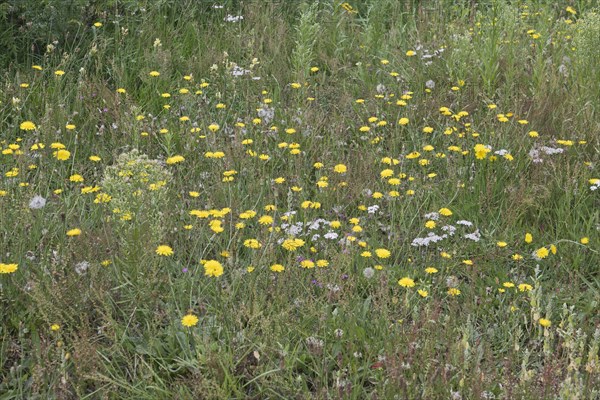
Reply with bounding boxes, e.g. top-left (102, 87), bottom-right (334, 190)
top-left (0, 1), bottom-right (599, 398)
